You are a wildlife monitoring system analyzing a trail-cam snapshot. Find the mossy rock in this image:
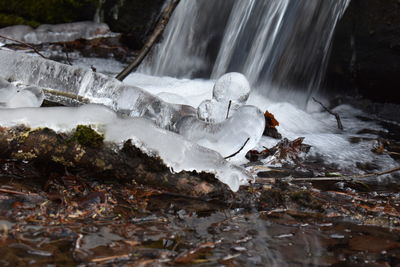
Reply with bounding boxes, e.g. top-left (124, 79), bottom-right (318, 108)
top-left (69, 125), bottom-right (104, 148)
top-left (0, 0), bottom-right (99, 28)
top-left (0, 13), bottom-right (39, 28)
